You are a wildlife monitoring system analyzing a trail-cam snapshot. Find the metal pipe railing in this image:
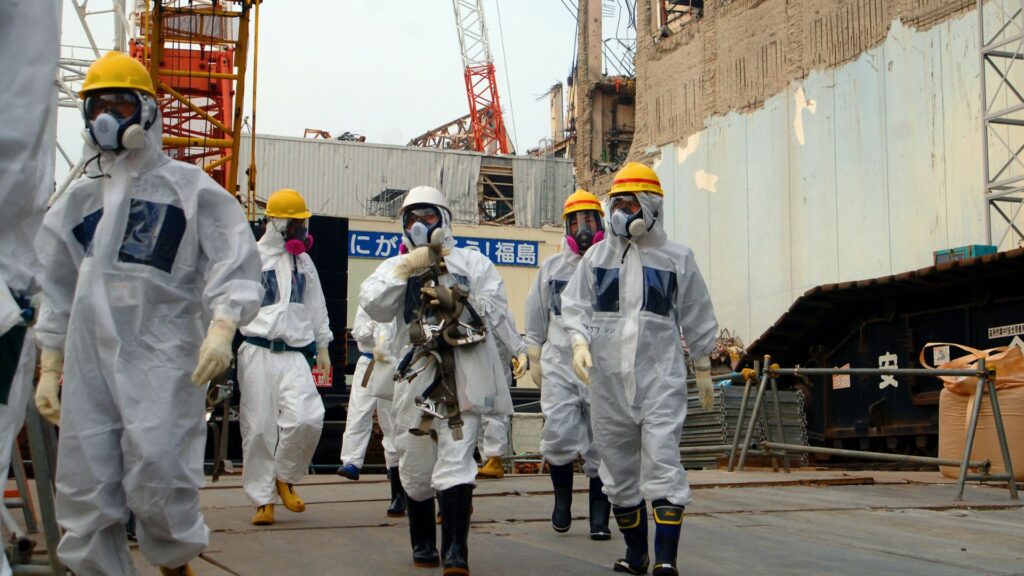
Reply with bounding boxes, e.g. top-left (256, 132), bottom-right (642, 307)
top-left (728, 357), bottom-right (1018, 502)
